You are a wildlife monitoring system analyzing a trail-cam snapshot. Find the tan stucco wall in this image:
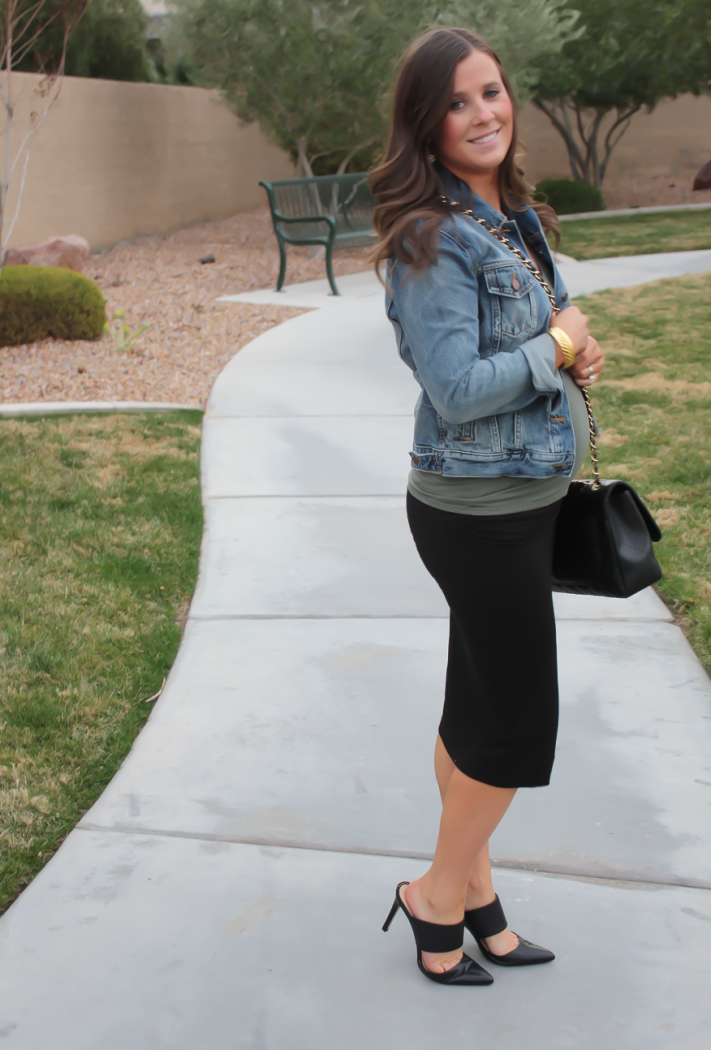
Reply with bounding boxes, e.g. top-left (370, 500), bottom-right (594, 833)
top-left (517, 93), bottom-right (711, 184)
top-left (3, 73), bottom-right (294, 251)
top-left (3, 74), bottom-right (709, 251)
